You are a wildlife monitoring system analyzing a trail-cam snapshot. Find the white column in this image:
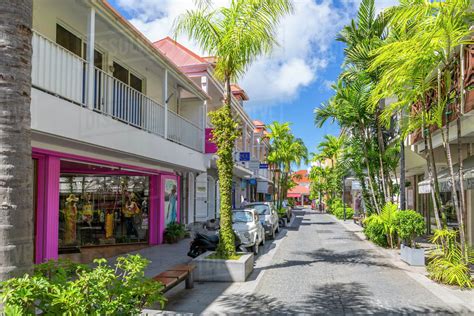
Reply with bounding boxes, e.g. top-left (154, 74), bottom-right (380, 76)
top-left (86, 7), bottom-right (96, 109)
top-left (163, 69), bottom-right (168, 139)
top-left (242, 124), bottom-right (247, 152)
top-left (201, 76), bottom-right (208, 153)
top-left (250, 131), bottom-right (255, 158)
